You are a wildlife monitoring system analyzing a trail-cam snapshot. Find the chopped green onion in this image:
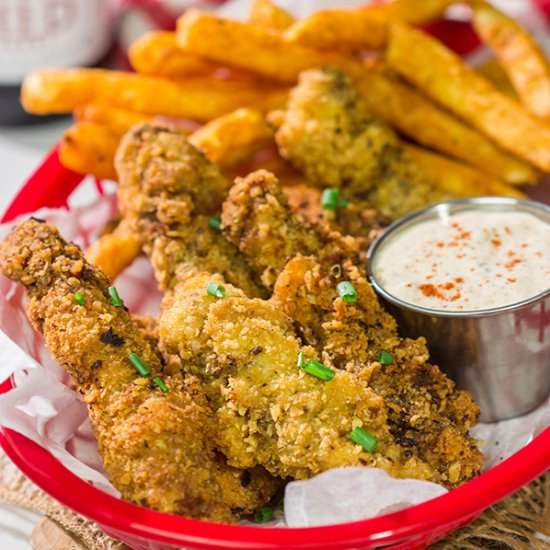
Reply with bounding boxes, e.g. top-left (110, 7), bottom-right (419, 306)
top-left (108, 286), bottom-right (123, 307)
top-left (337, 281), bottom-right (358, 303)
top-left (330, 264), bottom-right (342, 278)
top-left (206, 282), bottom-right (226, 298)
top-left (378, 351), bottom-right (393, 365)
top-left (350, 427), bottom-right (378, 453)
top-left (74, 292), bottom-right (86, 305)
top-left (321, 188), bottom-right (348, 210)
top-left (129, 353), bottom-right (151, 376)
top-left (300, 359), bottom-right (335, 381)
top-left (209, 216), bottom-right (222, 231)
top-left (153, 376), bottom-right (168, 392)
top-left (297, 351), bottom-right (305, 368)
top-left (254, 506), bottom-right (273, 524)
